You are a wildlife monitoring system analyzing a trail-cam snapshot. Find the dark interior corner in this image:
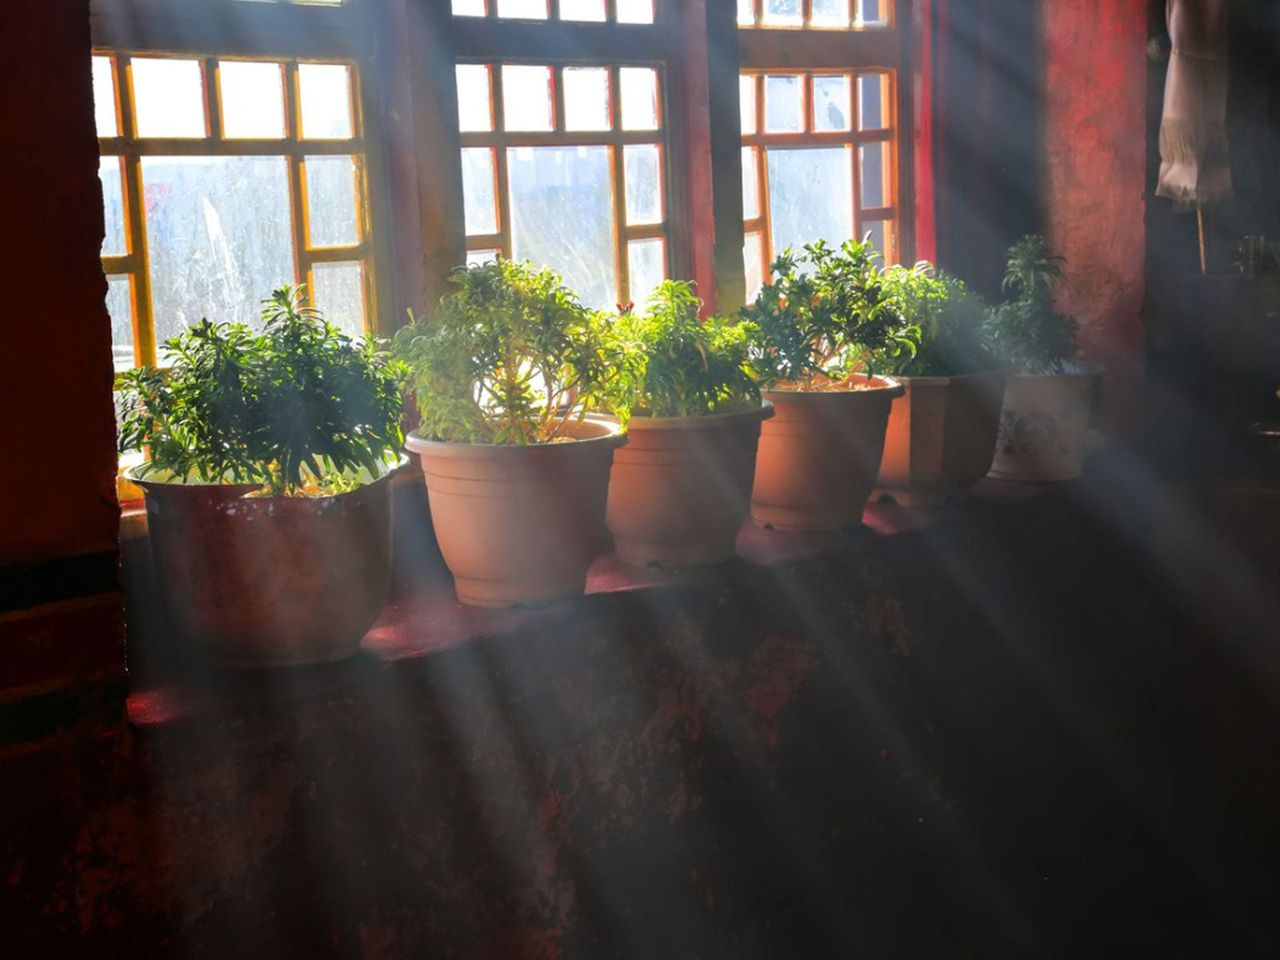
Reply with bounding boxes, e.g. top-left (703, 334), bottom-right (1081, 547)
top-left (3, 0), bottom-right (1280, 957)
